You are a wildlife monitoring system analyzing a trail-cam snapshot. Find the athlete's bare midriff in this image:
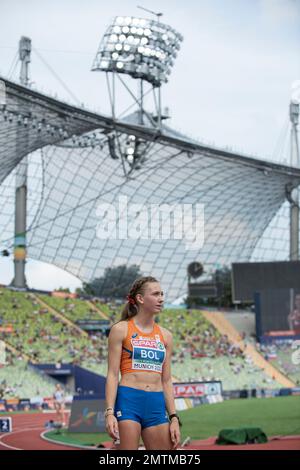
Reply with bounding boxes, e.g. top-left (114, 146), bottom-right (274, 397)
top-left (120, 371), bottom-right (163, 391)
